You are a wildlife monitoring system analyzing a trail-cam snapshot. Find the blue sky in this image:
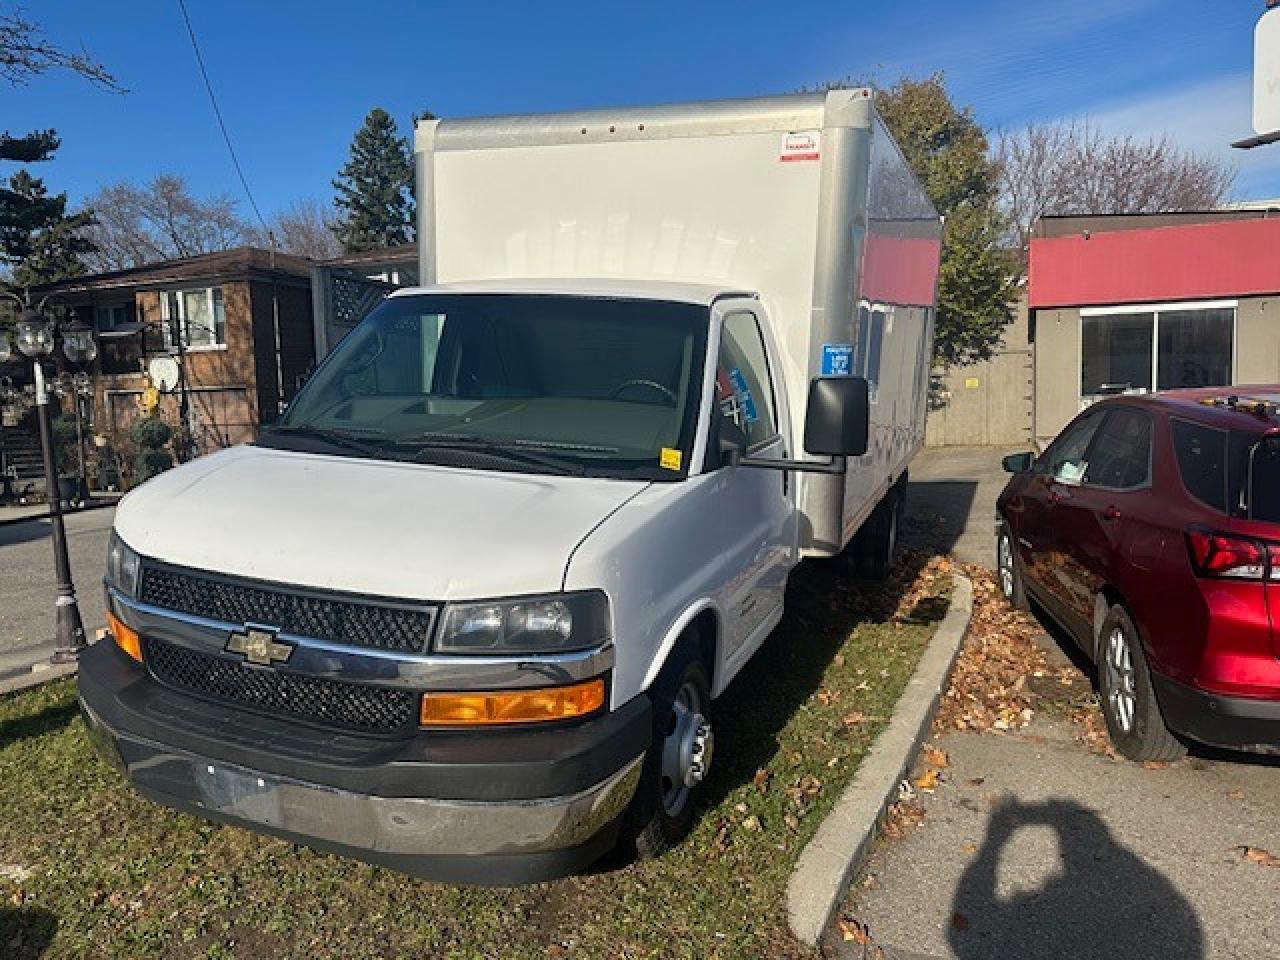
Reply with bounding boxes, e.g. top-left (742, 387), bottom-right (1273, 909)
top-left (4, 0), bottom-right (1275, 222)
